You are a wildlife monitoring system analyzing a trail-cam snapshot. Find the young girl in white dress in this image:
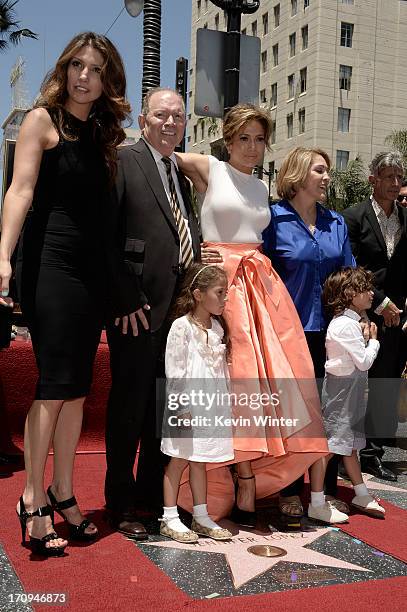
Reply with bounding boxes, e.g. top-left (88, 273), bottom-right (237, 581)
top-left (160, 264), bottom-right (234, 542)
top-left (321, 267), bottom-right (385, 519)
